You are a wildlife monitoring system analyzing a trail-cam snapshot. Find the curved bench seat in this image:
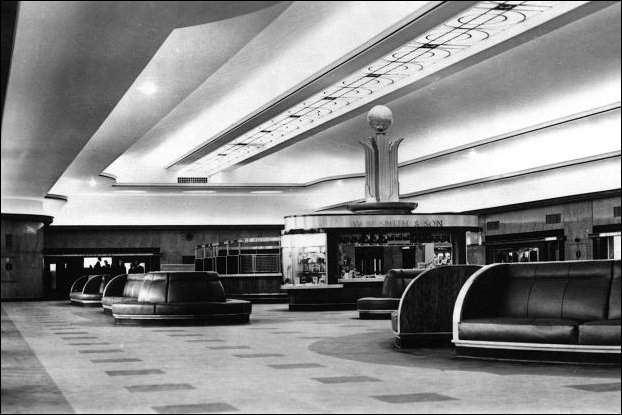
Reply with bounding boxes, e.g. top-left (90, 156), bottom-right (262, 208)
top-left (357, 298), bottom-right (400, 315)
top-left (579, 320), bottom-right (621, 345)
top-left (110, 271), bottom-right (252, 325)
top-left (101, 274), bottom-right (140, 312)
top-left (392, 265), bottom-right (482, 347)
top-left (101, 295), bottom-right (138, 309)
top-left (70, 292), bottom-right (104, 301)
top-left (69, 274), bottom-right (111, 306)
top-left (458, 317), bottom-right (579, 344)
top-left (452, 260), bottom-right (621, 363)
top-left (357, 269), bottom-right (424, 319)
